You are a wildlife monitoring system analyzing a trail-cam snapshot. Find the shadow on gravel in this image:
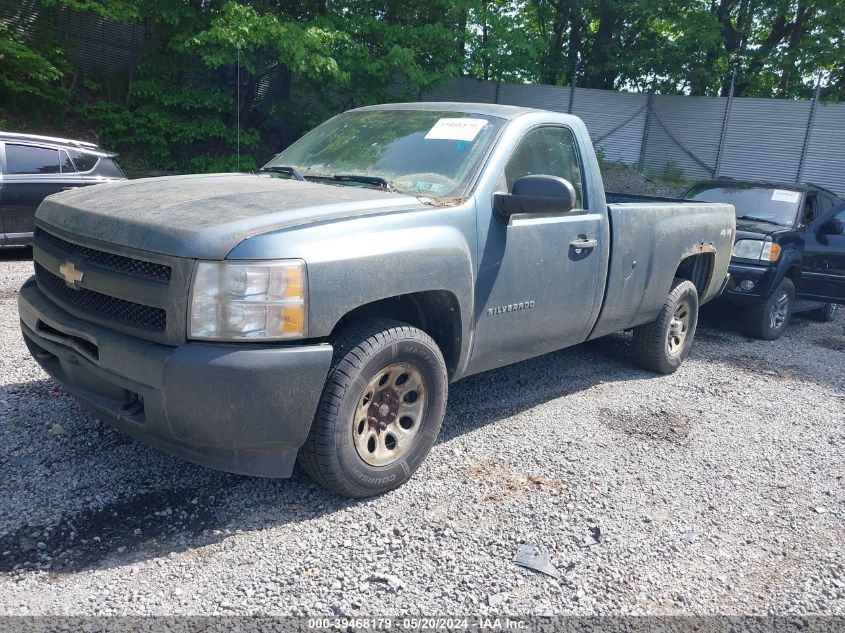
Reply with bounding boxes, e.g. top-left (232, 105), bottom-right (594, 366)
top-left (438, 332), bottom-right (660, 443)
top-left (3, 306), bottom-right (838, 577)
top-left (0, 487), bottom-right (231, 574)
top-left (0, 246), bottom-right (33, 262)
top-left (697, 306), bottom-right (845, 392)
top-left (0, 333), bottom-right (653, 576)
